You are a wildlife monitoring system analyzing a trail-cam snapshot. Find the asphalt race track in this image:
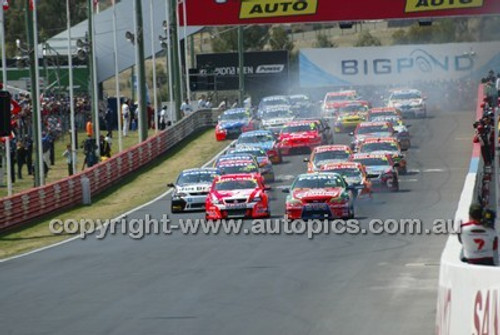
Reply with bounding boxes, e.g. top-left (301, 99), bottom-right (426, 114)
top-left (0, 107), bottom-right (473, 335)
